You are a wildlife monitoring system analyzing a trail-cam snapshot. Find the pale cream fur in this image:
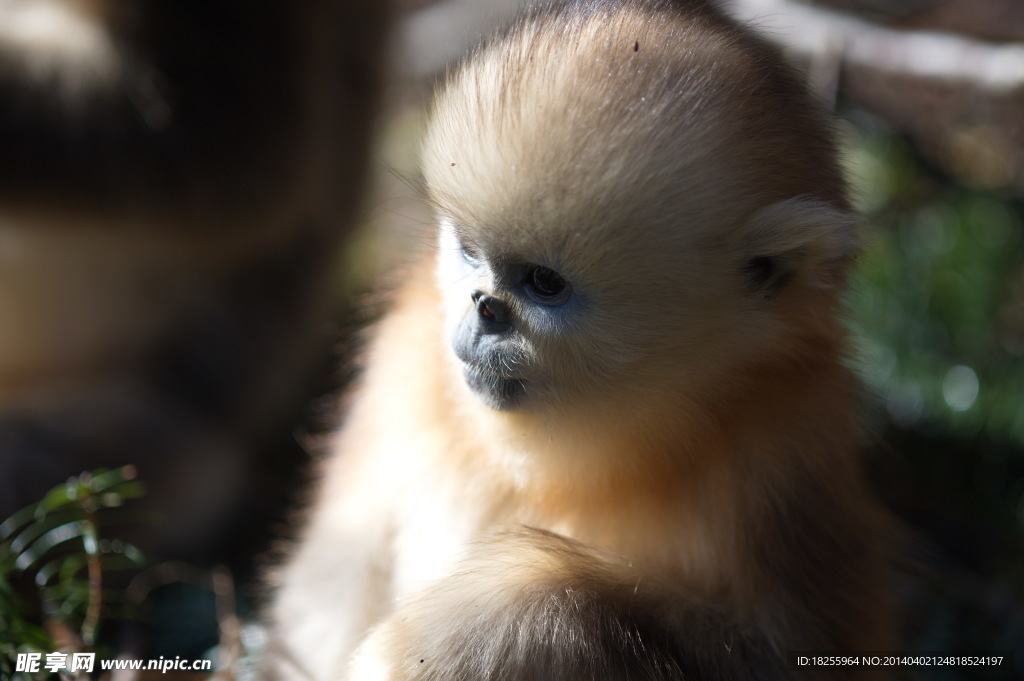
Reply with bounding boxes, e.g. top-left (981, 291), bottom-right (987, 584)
top-left (265, 2), bottom-right (893, 679)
